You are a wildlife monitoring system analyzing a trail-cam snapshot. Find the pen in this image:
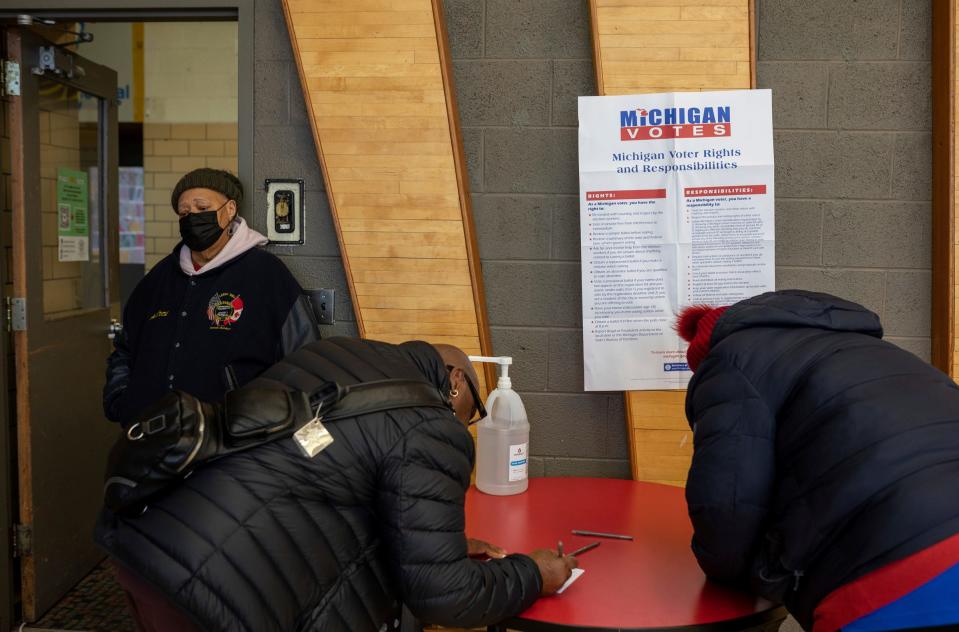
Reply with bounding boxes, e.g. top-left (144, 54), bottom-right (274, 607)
top-left (569, 541), bottom-right (600, 557)
top-left (571, 529), bottom-right (633, 541)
